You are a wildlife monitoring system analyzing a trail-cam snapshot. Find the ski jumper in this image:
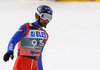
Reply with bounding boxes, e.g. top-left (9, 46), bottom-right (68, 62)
top-left (7, 22), bottom-right (49, 70)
